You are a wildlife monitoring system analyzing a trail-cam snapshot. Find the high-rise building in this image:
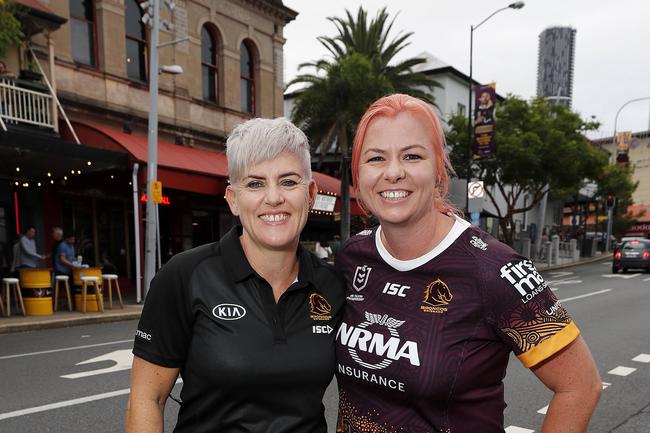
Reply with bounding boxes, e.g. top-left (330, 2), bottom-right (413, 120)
top-left (536, 27), bottom-right (576, 107)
